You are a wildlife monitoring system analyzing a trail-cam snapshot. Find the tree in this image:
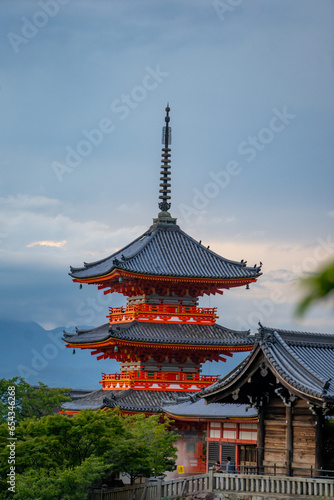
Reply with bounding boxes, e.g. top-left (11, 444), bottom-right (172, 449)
top-left (296, 260), bottom-right (334, 315)
top-left (0, 377), bottom-right (71, 424)
top-left (0, 410), bottom-right (125, 476)
top-left (109, 413), bottom-right (179, 484)
top-left (0, 409), bottom-right (179, 497)
top-left (14, 456), bottom-right (107, 500)
top-left (0, 410), bottom-right (122, 498)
